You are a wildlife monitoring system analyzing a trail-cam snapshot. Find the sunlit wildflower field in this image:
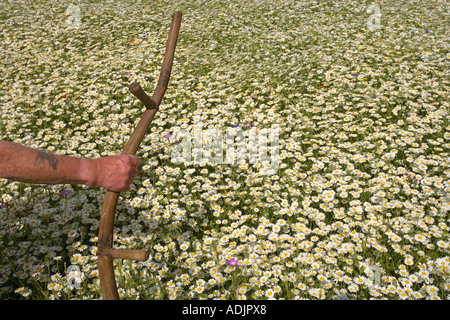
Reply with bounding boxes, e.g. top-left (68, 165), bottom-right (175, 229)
top-left (1, 0), bottom-right (450, 300)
